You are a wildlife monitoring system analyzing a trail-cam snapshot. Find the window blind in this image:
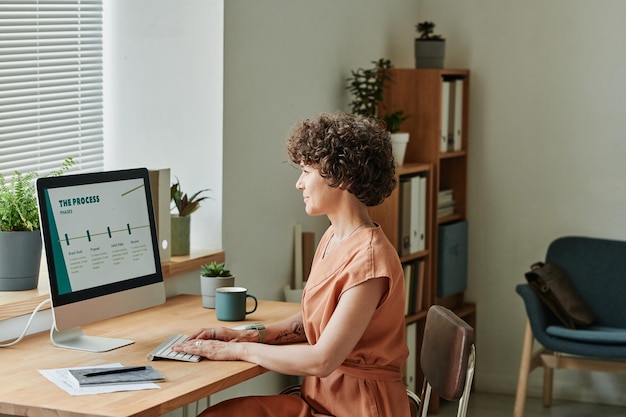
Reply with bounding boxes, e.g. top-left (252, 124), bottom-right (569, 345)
top-left (0, 0), bottom-right (103, 180)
